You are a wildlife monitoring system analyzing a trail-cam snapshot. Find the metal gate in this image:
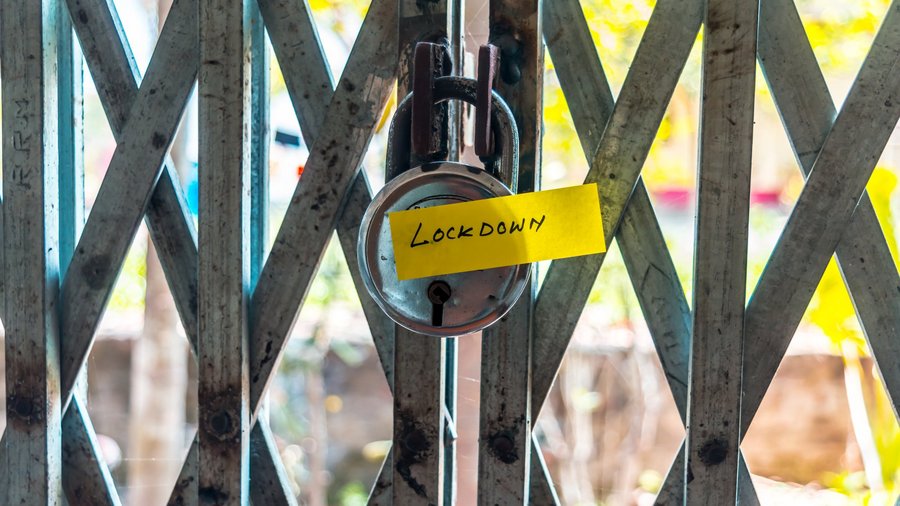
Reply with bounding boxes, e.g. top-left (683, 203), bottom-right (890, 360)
top-left (2, 0), bottom-right (900, 503)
